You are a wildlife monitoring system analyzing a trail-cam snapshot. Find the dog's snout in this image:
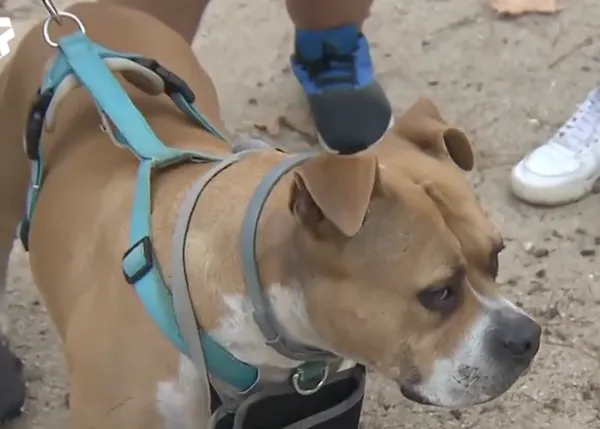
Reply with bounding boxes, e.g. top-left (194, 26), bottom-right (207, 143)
top-left (491, 313), bottom-right (541, 362)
